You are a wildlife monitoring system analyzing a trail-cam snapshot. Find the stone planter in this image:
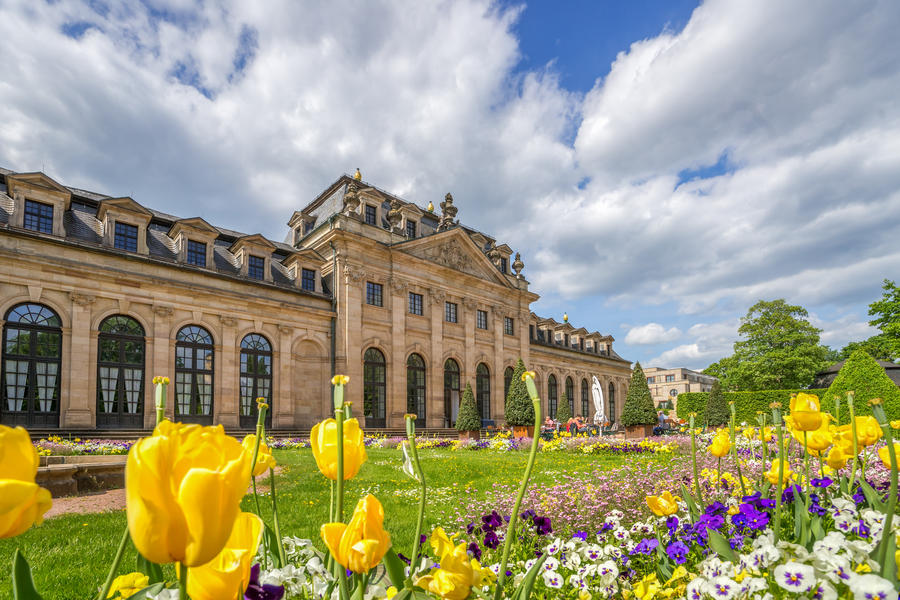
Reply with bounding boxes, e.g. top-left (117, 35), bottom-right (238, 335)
top-left (625, 424), bottom-right (654, 439)
top-left (458, 430), bottom-right (481, 441)
top-left (511, 425), bottom-right (534, 438)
